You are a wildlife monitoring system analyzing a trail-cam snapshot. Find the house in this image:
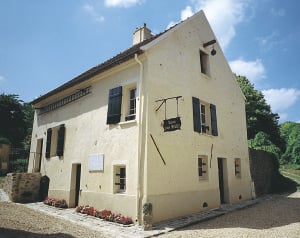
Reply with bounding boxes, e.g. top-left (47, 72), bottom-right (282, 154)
top-left (28, 10), bottom-right (254, 225)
